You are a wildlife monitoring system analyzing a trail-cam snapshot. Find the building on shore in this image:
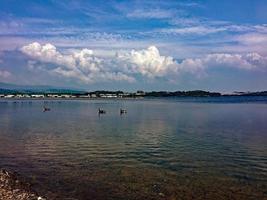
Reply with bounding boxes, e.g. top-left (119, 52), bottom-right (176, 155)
top-left (4, 94), bottom-right (15, 98)
top-left (31, 94), bottom-right (45, 98)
